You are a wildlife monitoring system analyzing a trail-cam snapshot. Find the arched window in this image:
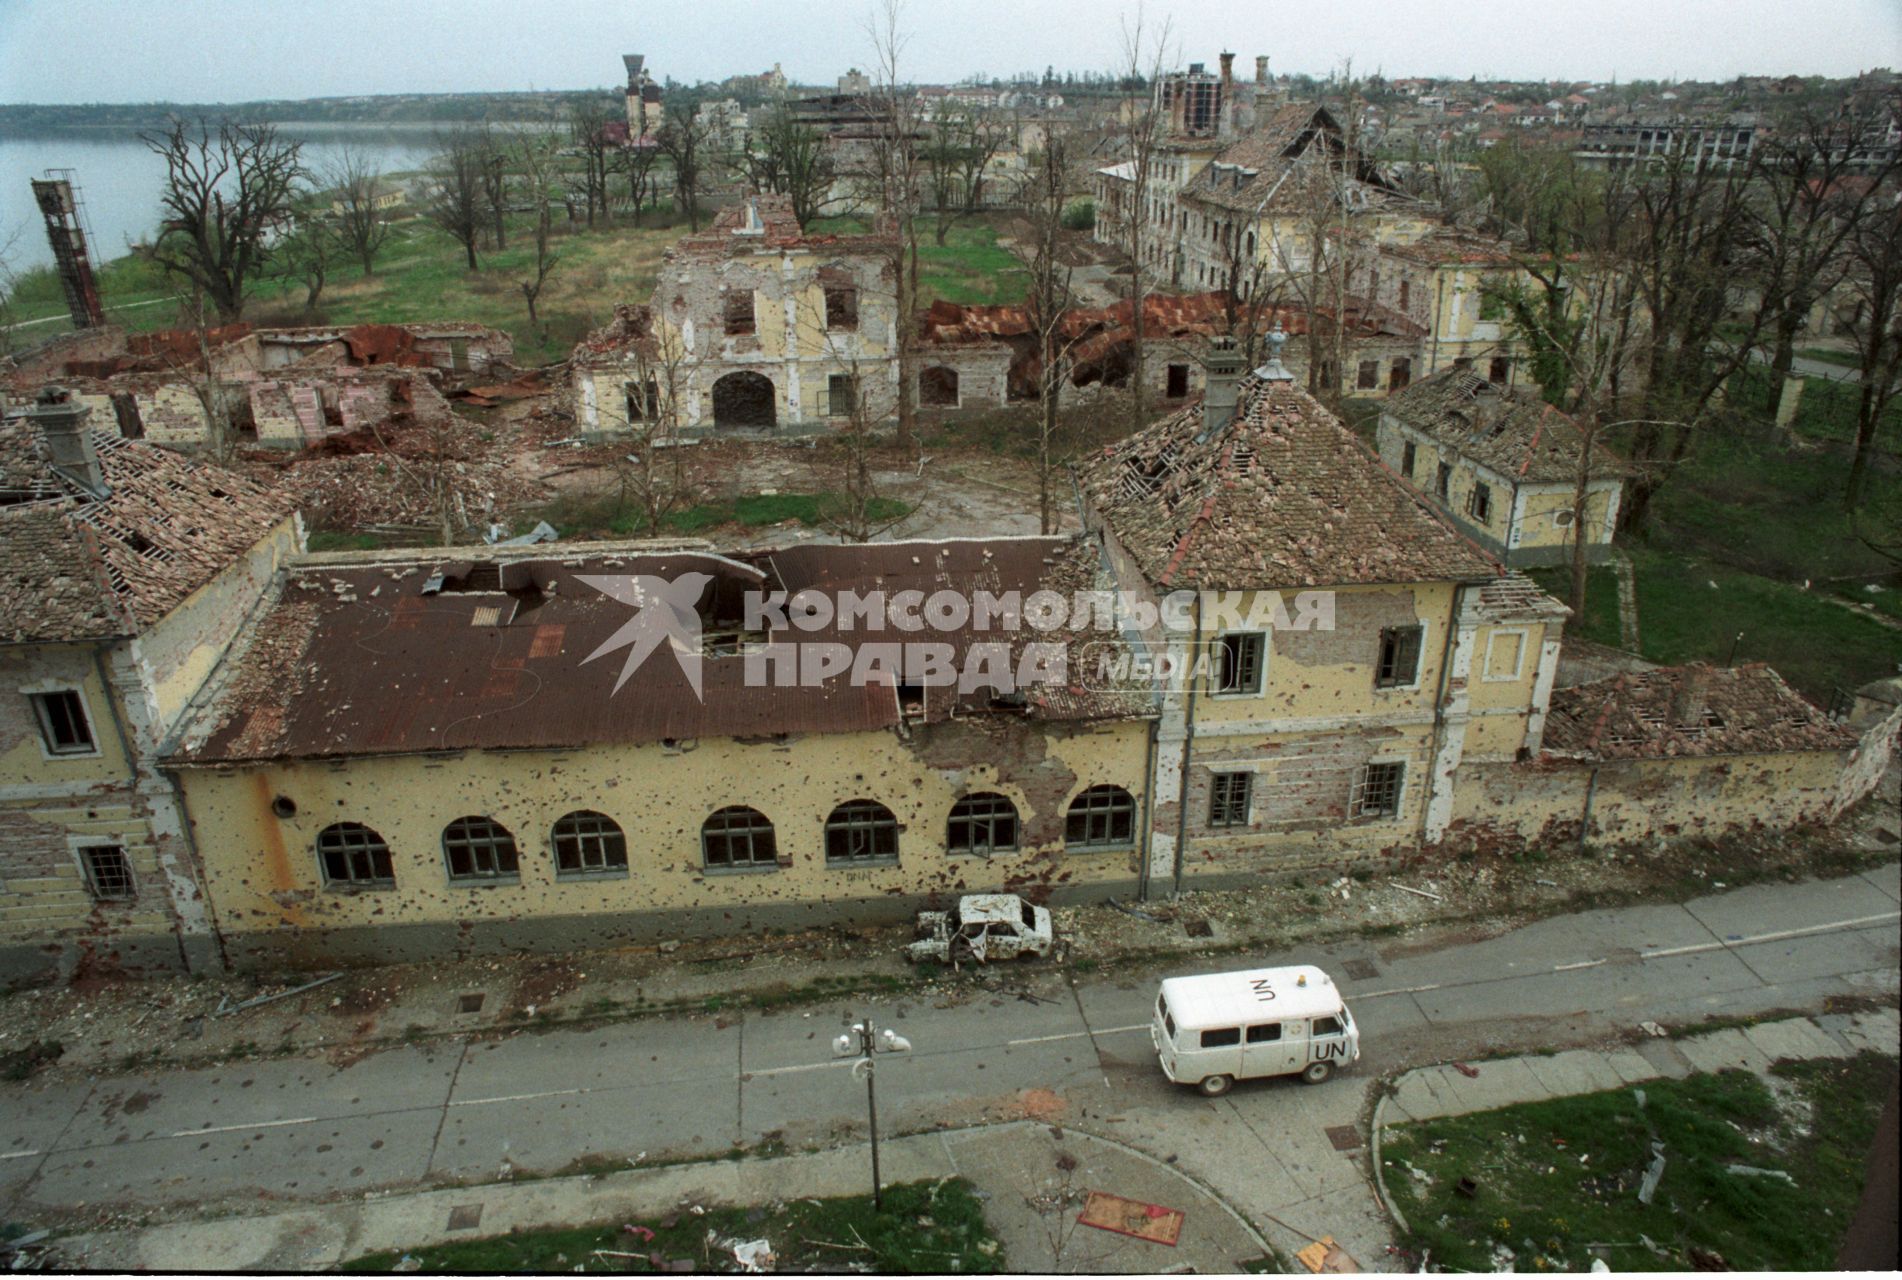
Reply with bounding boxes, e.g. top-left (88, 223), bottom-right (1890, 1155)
top-left (703, 806), bottom-right (778, 869)
top-left (825, 800), bottom-right (899, 866)
top-left (1065, 785), bottom-right (1136, 849)
top-left (316, 822), bottom-right (394, 888)
top-left (442, 815), bottom-right (520, 882)
top-left (947, 792), bottom-right (1019, 857)
top-left (551, 810), bottom-right (627, 876)
top-left (919, 366), bottom-right (960, 407)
